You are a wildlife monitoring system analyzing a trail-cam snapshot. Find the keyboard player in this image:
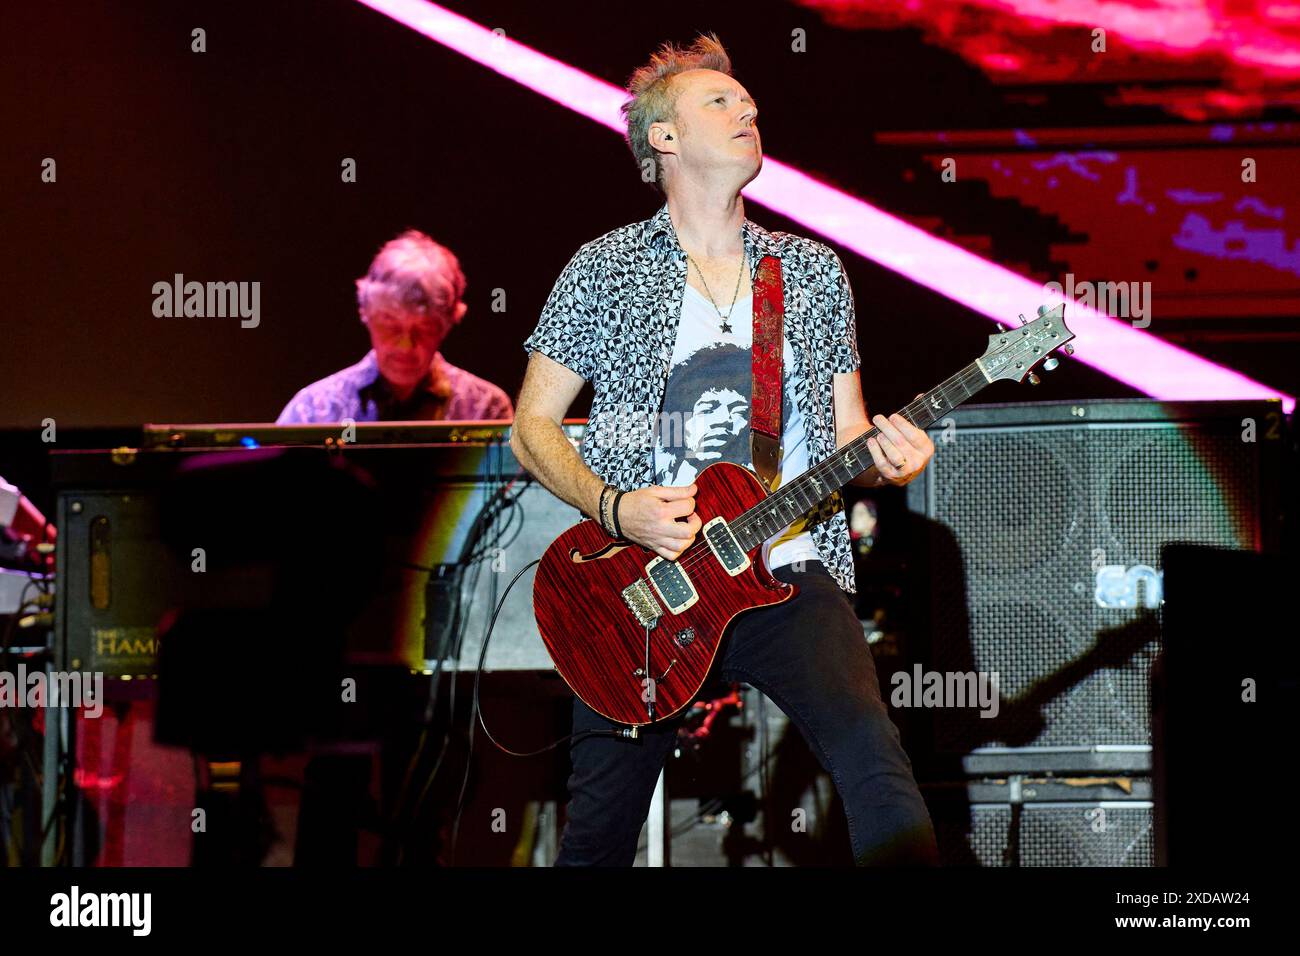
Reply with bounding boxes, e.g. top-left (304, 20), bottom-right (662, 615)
top-left (276, 230), bottom-right (513, 423)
